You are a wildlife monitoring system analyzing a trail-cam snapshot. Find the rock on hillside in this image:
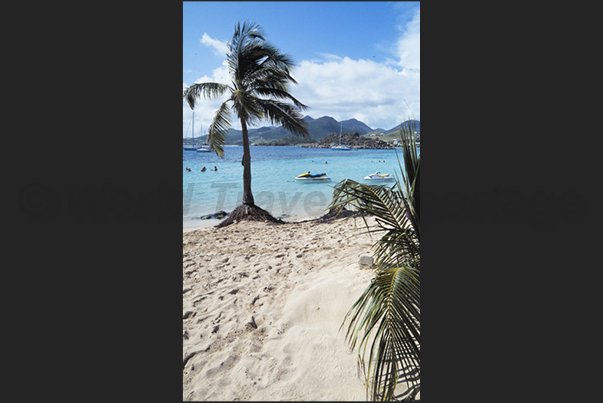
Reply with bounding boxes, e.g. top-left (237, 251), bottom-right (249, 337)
top-left (304, 132), bottom-right (394, 149)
